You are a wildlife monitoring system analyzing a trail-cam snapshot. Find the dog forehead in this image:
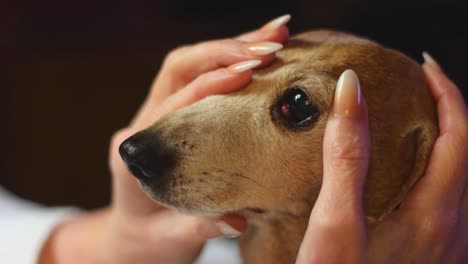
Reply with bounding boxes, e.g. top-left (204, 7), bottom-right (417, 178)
top-left (280, 29), bottom-right (380, 67)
